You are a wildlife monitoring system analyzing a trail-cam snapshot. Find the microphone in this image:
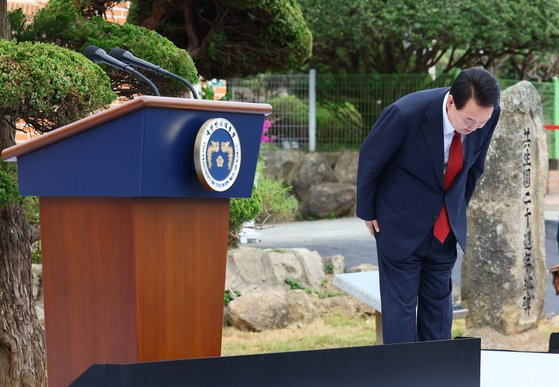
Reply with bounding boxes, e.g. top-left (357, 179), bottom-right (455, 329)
top-left (109, 48), bottom-right (199, 99)
top-left (83, 45), bottom-right (161, 96)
